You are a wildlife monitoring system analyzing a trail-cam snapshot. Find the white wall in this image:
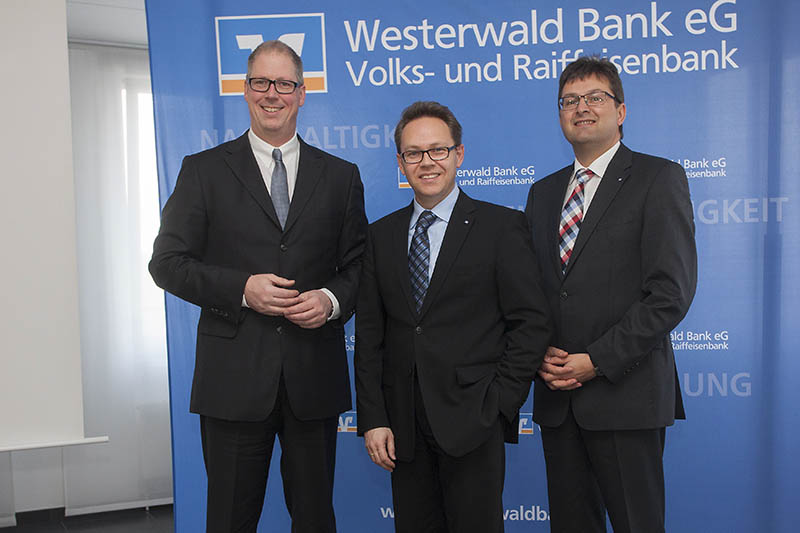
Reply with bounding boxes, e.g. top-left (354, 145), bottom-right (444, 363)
top-left (0, 0), bottom-right (85, 450)
top-left (0, 0), bottom-right (84, 518)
